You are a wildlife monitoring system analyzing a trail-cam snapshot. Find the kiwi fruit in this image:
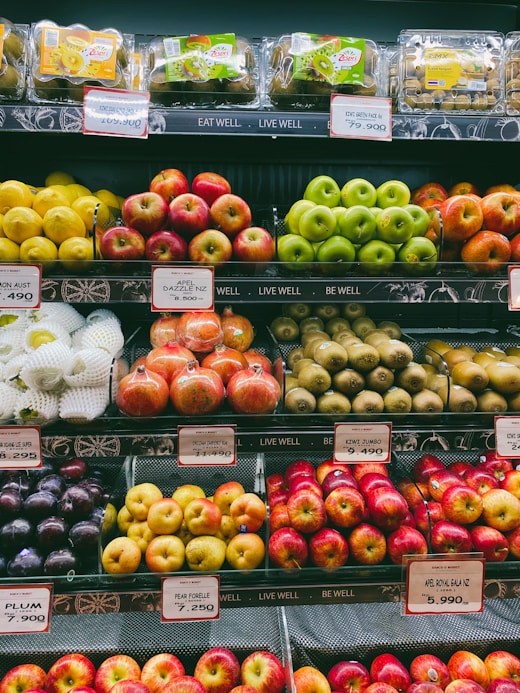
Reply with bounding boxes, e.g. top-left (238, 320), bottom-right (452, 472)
top-left (316, 390), bottom-right (352, 415)
top-left (314, 303), bottom-right (340, 321)
top-left (284, 386), bottom-right (317, 414)
top-left (365, 365), bottom-right (395, 393)
top-left (282, 302), bottom-right (312, 322)
top-left (457, 344), bottom-right (477, 359)
top-left (376, 339), bottom-right (414, 370)
top-left (301, 329), bottom-right (330, 347)
top-left (299, 315), bottom-right (325, 334)
top-left (377, 320), bottom-right (402, 339)
top-left (478, 389), bottom-right (508, 413)
top-left (396, 362), bottom-right (428, 394)
top-left (335, 334), bottom-right (363, 352)
top-left (270, 316), bottom-right (299, 342)
top-left (482, 344), bottom-right (507, 359)
top-left (342, 303), bottom-right (366, 320)
top-left (383, 386), bottom-right (413, 413)
top-left (506, 346), bottom-right (520, 358)
top-left (486, 361), bottom-right (520, 394)
top-left (473, 351), bottom-right (498, 369)
top-left (332, 368), bottom-right (366, 396)
top-left (325, 316), bottom-right (351, 336)
top-left (346, 342), bottom-right (380, 372)
top-left (503, 355), bottom-right (520, 367)
top-left (313, 340), bottom-right (349, 373)
top-left (286, 346), bottom-right (305, 371)
top-left (507, 391), bottom-right (520, 412)
top-left (451, 360), bottom-right (489, 392)
top-left (352, 316), bottom-right (377, 339)
top-left (351, 389), bottom-right (385, 414)
top-left (293, 358), bottom-right (315, 377)
top-left (363, 329), bottom-right (391, 349)
top-left (303, 335), bottom-right (328, 359)
top-left (411, 388), bottom-right (445, 414)
top-left (284, 373), bottom-right (300, 392)
top-left (423, 338), bottom-right (452, 367)
top-left (448, 385), bottom-right (478, 413)
top-left (441, 348), bottom-right (471, 375)
top-left (297, 362), bottom-right (332, 395)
